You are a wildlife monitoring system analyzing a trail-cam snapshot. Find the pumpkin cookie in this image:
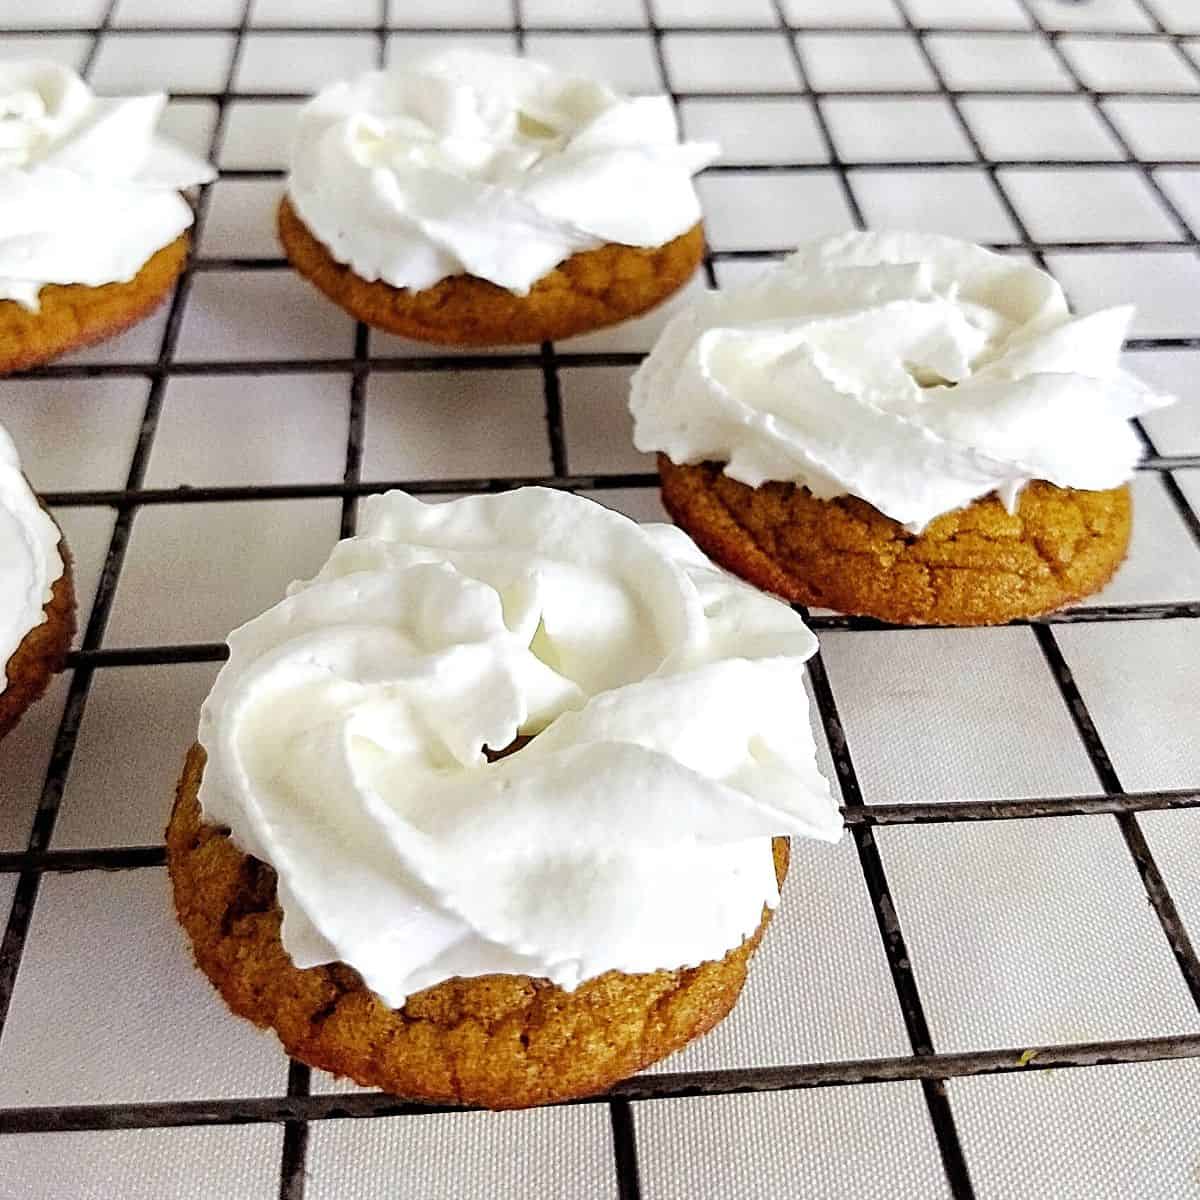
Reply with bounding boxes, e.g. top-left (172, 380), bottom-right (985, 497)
top-left (0, 61), bottom-right (213, 373)
top-left (168, 745), bottom-right (788, 1111)
top-left (0, 237), bottom-right (188, 375)
top-left (0, 424), bottom-right (75, 737)
top-left (632, 232), bottom-right (1173, 625)
top-left (279, 198), bottom-right (704, 347)
top-left (0, 544), bottom-right (74, 739)
top-left (660, 458), bottom-right (1132, 627)
top-left (282, 51), bottom-right (716, 346)
top-left (167, 488), bottom-right (840, 1108)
